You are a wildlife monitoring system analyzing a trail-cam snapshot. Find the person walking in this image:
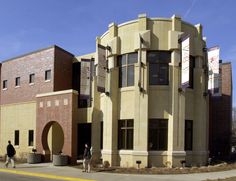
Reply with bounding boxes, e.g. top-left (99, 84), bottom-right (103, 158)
top-left (5, 140), bottom-right (16, 168)
top-left (83, 143), bottom-right (91, 173)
